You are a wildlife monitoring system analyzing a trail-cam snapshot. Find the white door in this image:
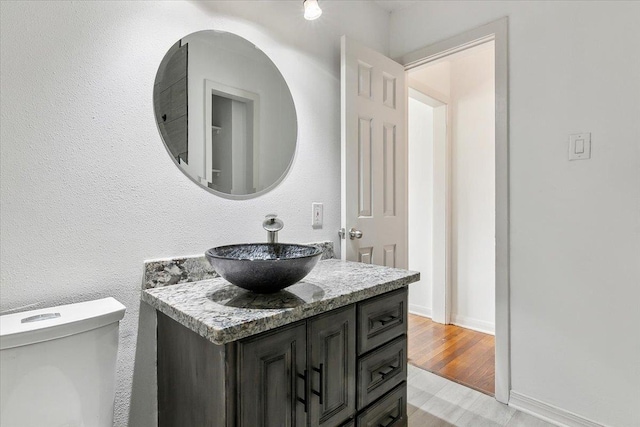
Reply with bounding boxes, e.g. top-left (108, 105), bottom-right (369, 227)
top-left (341, 36), bottom-right (407, 268)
